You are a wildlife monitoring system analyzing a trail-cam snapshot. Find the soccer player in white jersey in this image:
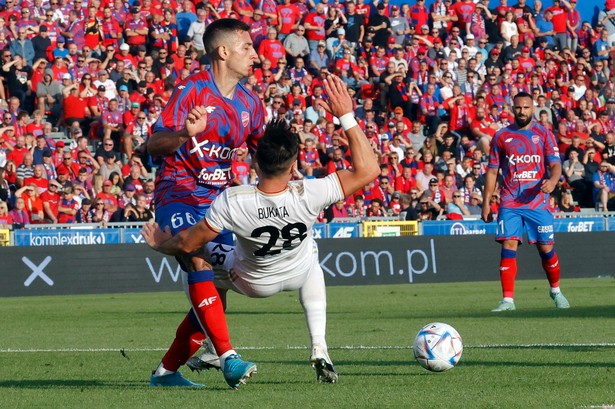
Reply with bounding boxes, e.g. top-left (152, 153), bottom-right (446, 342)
top-left (142, 75), bottom-right (380, 383)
